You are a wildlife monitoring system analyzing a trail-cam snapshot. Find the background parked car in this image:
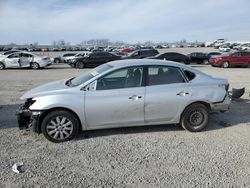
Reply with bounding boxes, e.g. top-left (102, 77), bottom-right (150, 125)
top-left (0, 52), bottom-right (52, 70)
top-left (53, 53), bottom-right (77, 63)
top-left (65, 51), bottom-right (91, 63)
top-left (187, 52), bottom-right (221, 64)
top-left (67, 52), bottom-right (121, 68)
top-left (240, 44), bottom-right (250, 50)
top-left (219, 45), bottom-right (231, 52)
top-left (111, 51), bottom-right (129, 57)
top-left (210, 51), bottom-right (250, 68)
top-left (150, 52), bottom-right (190, 64)
top-left (125, 49), bottom-right (159, 59)
top-left (121, 48), bottom-right (134, 53)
